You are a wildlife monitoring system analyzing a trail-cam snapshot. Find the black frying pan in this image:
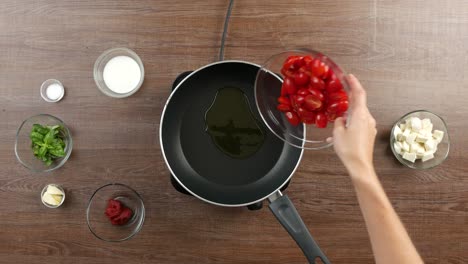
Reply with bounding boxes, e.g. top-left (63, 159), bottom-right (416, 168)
top-left (160, 60), bottom-right (330, 263)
